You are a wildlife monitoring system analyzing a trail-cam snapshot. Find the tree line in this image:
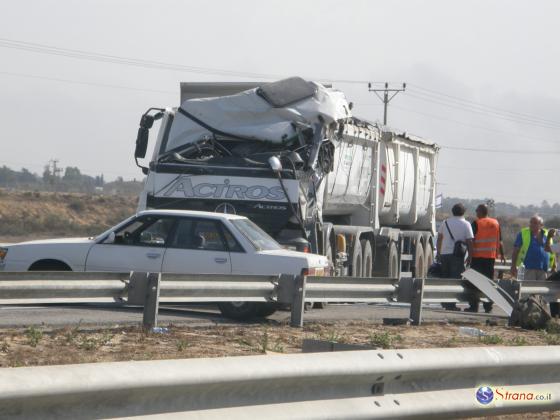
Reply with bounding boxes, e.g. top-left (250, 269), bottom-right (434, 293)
top-left (0, 165), bottom-right (143, 195)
